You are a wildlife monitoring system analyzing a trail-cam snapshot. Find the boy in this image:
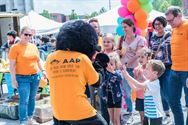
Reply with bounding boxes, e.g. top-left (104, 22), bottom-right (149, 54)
top-left (122, 59), bottom-right (165, 125)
